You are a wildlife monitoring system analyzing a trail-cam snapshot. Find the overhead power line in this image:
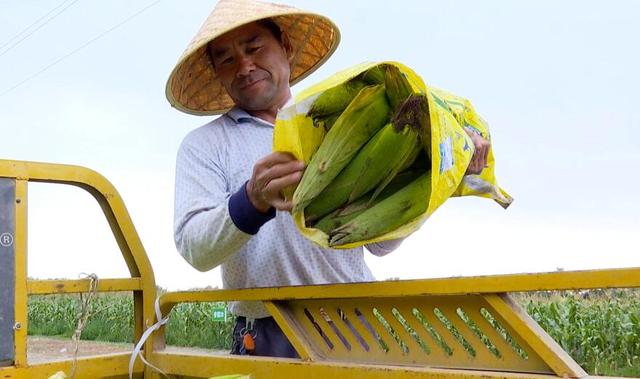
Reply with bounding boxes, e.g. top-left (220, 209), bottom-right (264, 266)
top-left (0, 0), bottom-right (162, 98)
top-left (0, 0), bottom-right (82, 58)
